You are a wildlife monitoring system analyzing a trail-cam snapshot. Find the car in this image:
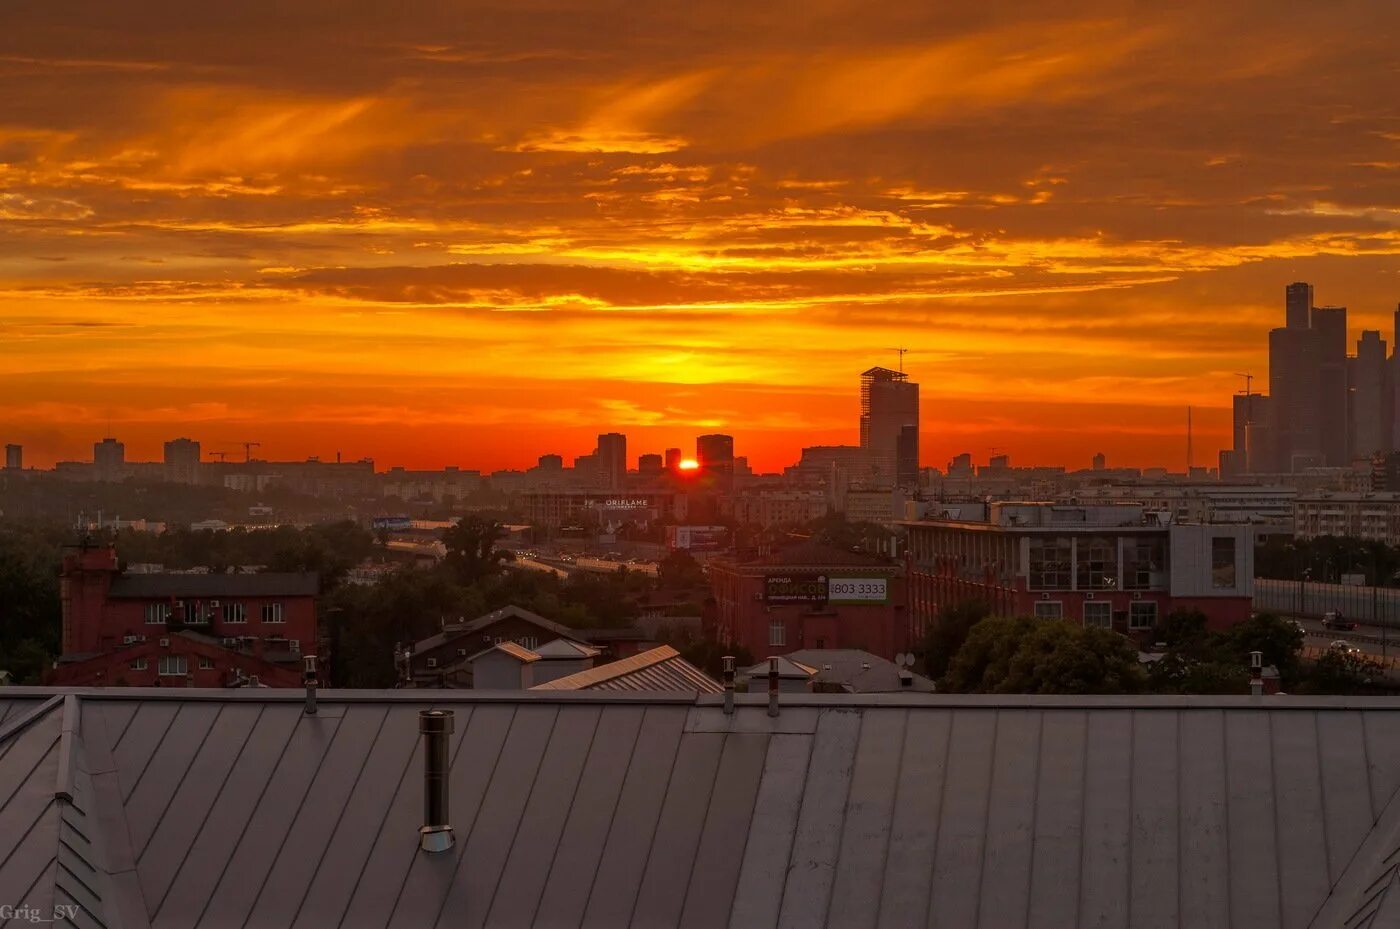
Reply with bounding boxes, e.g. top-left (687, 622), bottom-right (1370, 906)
top-left (1322, 611), bottom-right (1358, 631)
top-left (1292, 620), bottom-right (1307, 635)
top-left (1329, 639), bottom-right (1362, 656)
